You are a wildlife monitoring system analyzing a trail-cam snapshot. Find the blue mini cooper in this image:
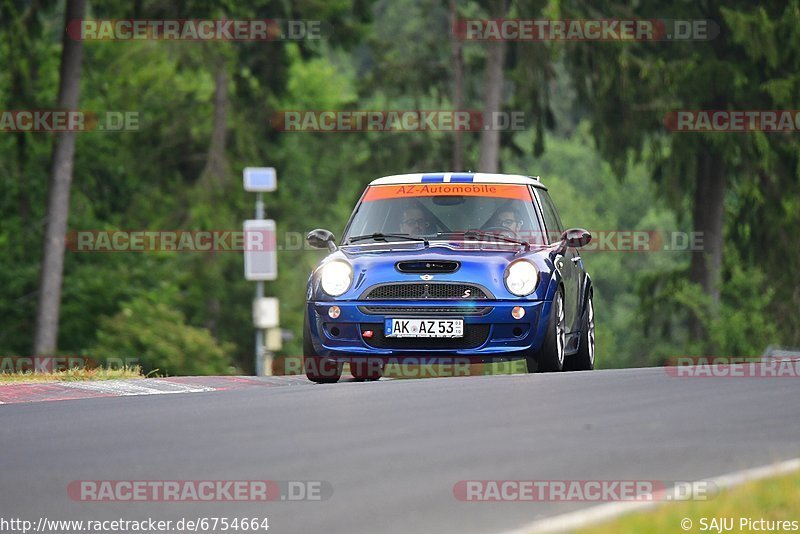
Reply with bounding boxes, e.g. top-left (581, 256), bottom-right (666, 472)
top-left (303, 173), bottom-right (594, 383)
